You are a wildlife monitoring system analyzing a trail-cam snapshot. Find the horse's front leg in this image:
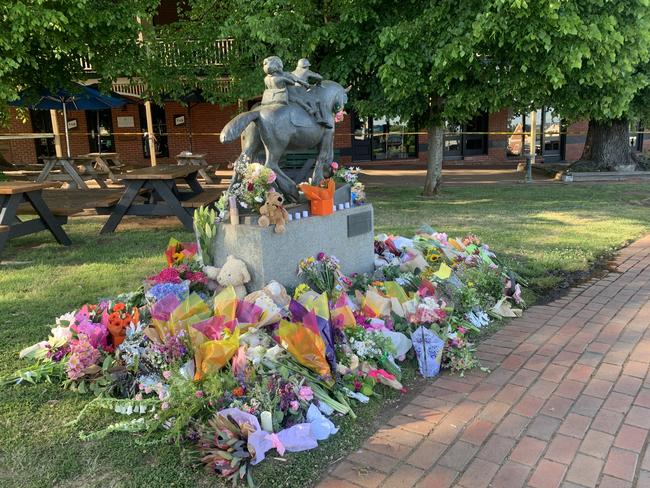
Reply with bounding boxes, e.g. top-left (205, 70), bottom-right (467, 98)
top-left (312, 130), bottom-right (334, 184)
top-left (265, 152), bottom-right (300, 203)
